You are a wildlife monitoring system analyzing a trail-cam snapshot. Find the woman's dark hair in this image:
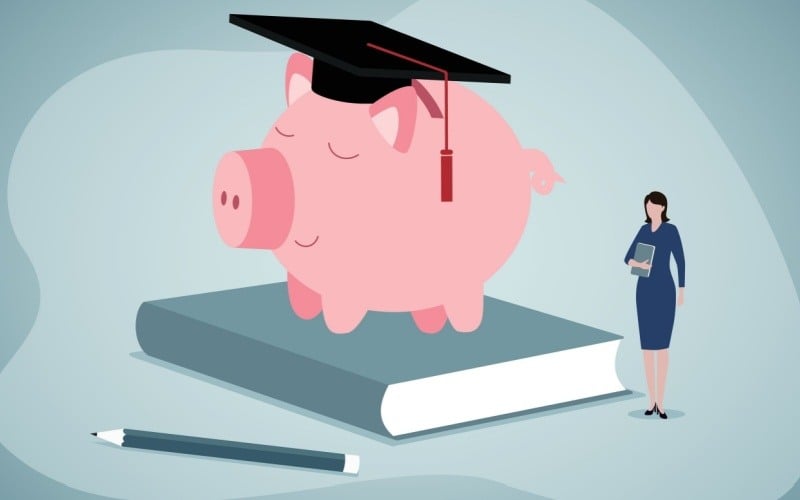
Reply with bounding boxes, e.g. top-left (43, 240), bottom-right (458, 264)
top-left (644, 191), bottom-right (670, 222)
